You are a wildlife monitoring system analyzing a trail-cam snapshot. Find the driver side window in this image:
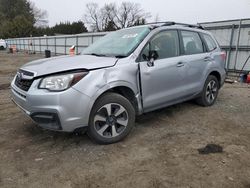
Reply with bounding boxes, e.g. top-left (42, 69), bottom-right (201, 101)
top-left (141, 30), bottom-right (180, 61)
